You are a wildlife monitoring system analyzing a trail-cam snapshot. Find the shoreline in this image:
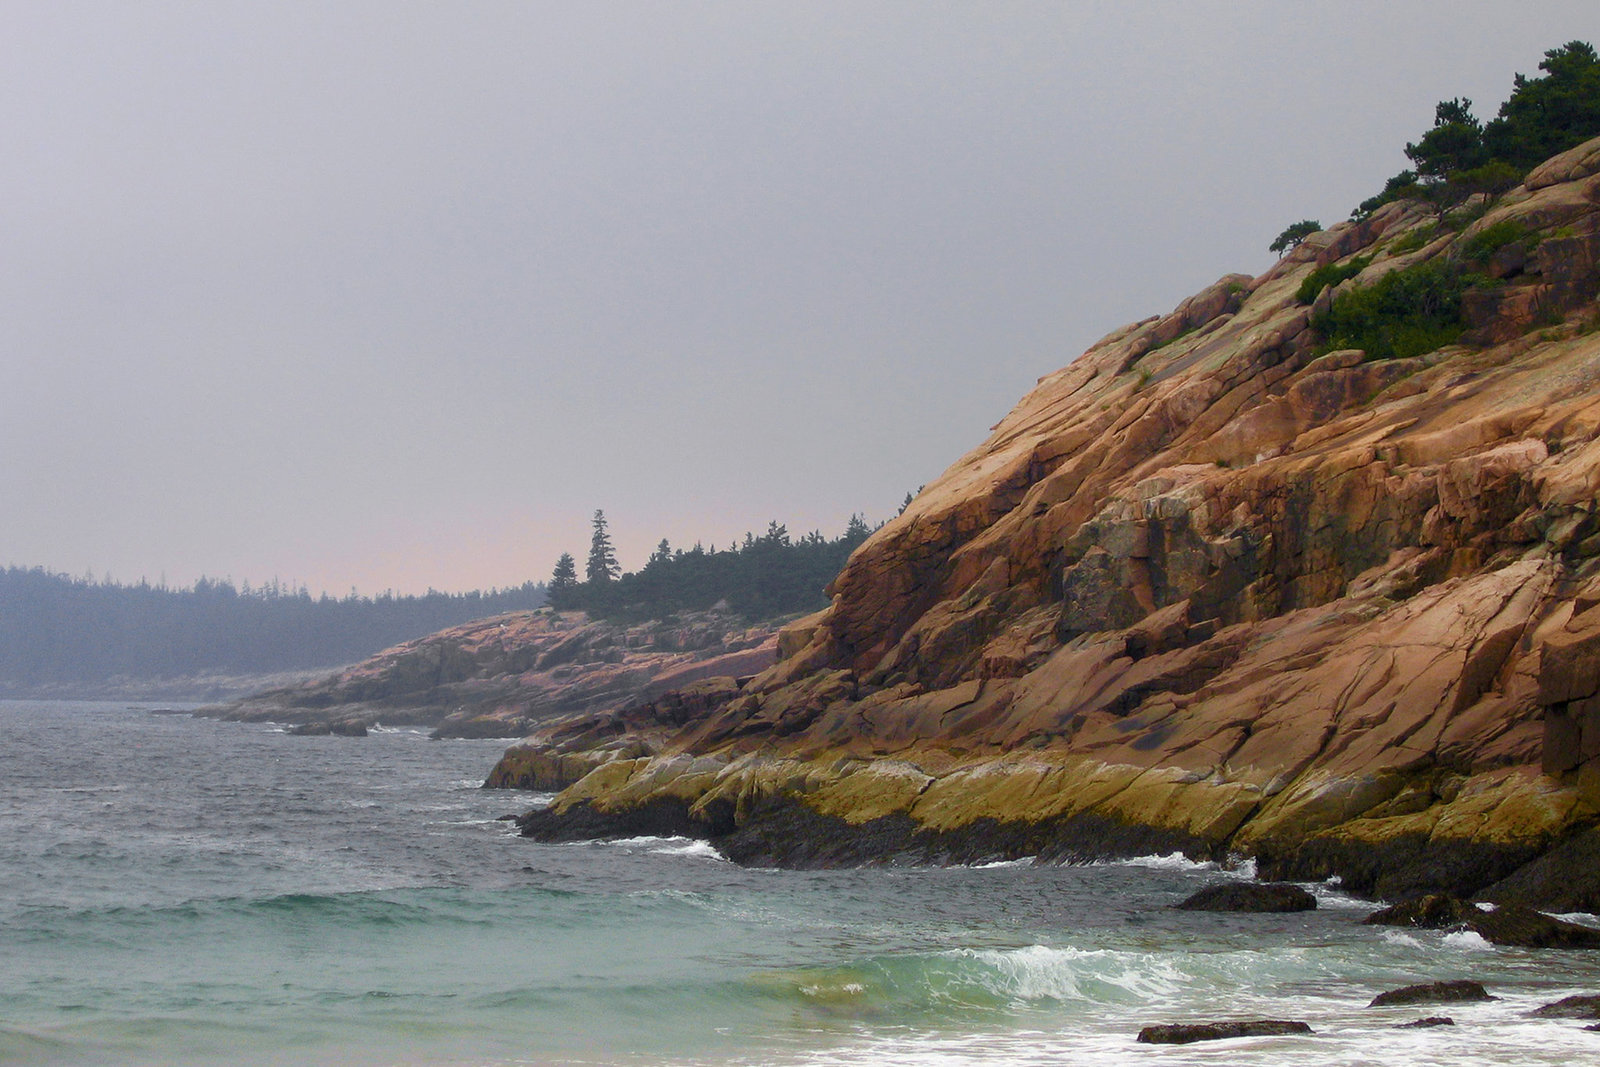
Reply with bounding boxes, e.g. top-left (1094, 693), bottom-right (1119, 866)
top-left (501, 752), bottom-right (1600, 909)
